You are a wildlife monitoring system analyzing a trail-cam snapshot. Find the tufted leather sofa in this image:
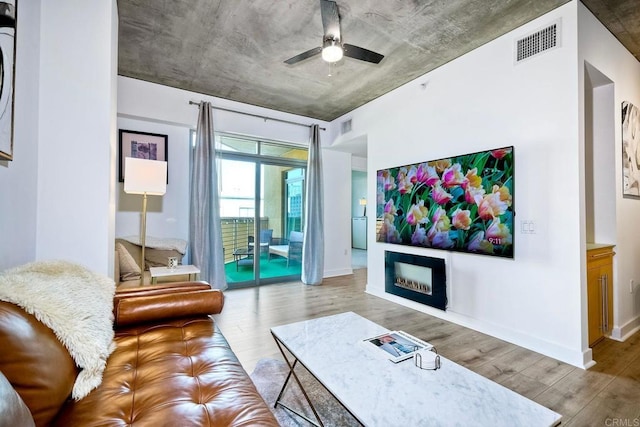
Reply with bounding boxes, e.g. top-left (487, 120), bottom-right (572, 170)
top-left (0, 281), bottom-right (278, 427)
